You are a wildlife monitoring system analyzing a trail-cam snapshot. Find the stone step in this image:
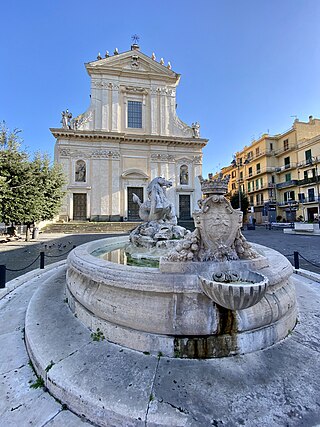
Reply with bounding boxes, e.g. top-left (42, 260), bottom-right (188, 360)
top-left (0, 263), bottom-right (91, 426)
top-left (177, 219), bottom-right (195, 231)
top-left (42, 221), bottom-right (141, 234)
